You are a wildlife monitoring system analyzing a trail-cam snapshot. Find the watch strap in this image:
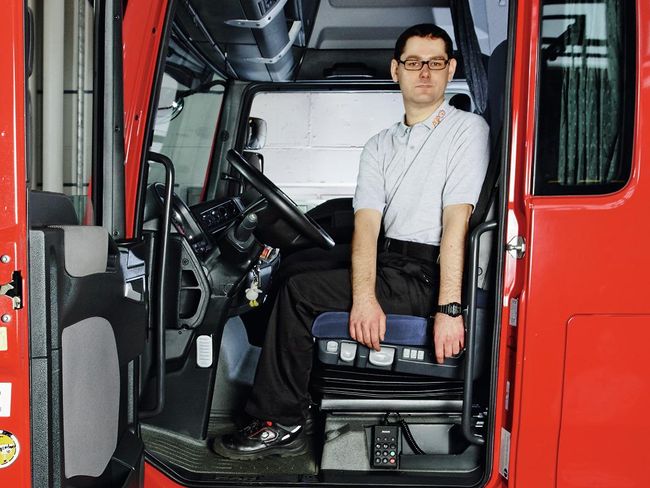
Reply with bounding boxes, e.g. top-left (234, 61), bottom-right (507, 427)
top-left (436, 302), bottom-right (463, 317)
